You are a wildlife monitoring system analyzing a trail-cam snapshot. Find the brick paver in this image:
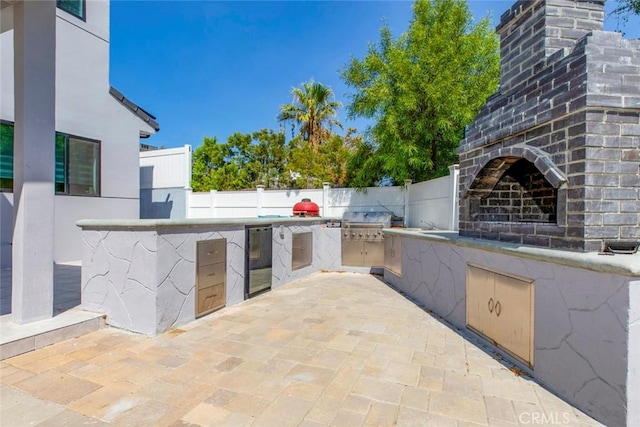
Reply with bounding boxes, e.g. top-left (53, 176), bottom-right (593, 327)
top-left (0, 272), bottom-right (602, 426)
